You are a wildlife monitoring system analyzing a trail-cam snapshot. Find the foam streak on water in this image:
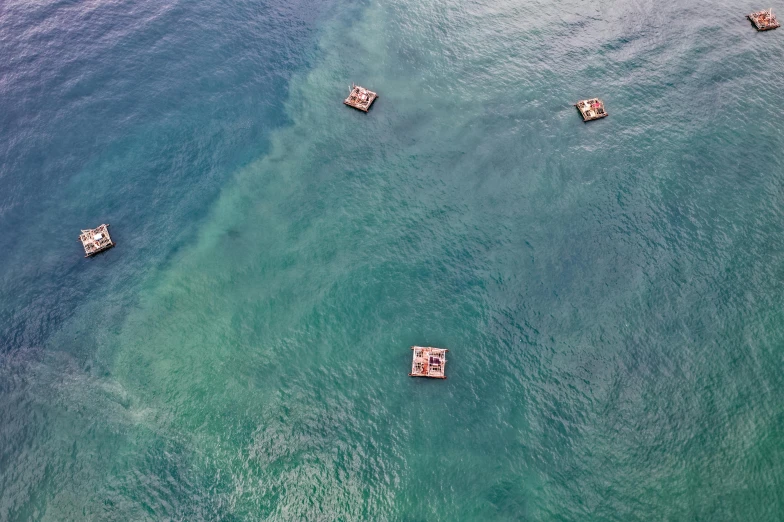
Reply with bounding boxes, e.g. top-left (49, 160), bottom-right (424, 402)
top-left (2, 0), bottom-right (784, 519)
